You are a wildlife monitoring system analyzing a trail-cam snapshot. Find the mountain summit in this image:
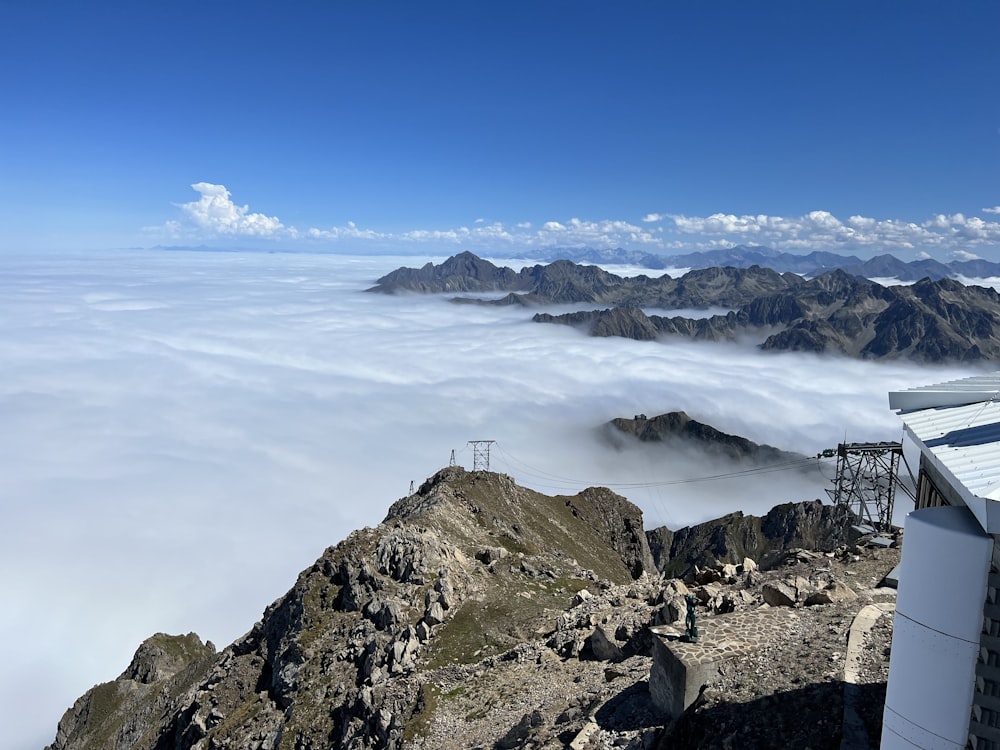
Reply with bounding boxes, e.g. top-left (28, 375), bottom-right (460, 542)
top-left (47, 465), bottom-right (902, 750)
